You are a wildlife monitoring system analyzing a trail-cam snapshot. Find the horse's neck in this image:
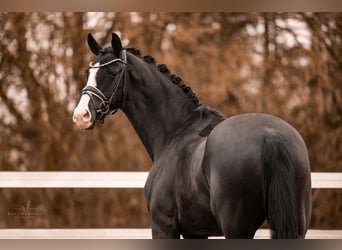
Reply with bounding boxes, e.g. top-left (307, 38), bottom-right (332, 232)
top-left (121, 60), bottom-right (201, 160)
